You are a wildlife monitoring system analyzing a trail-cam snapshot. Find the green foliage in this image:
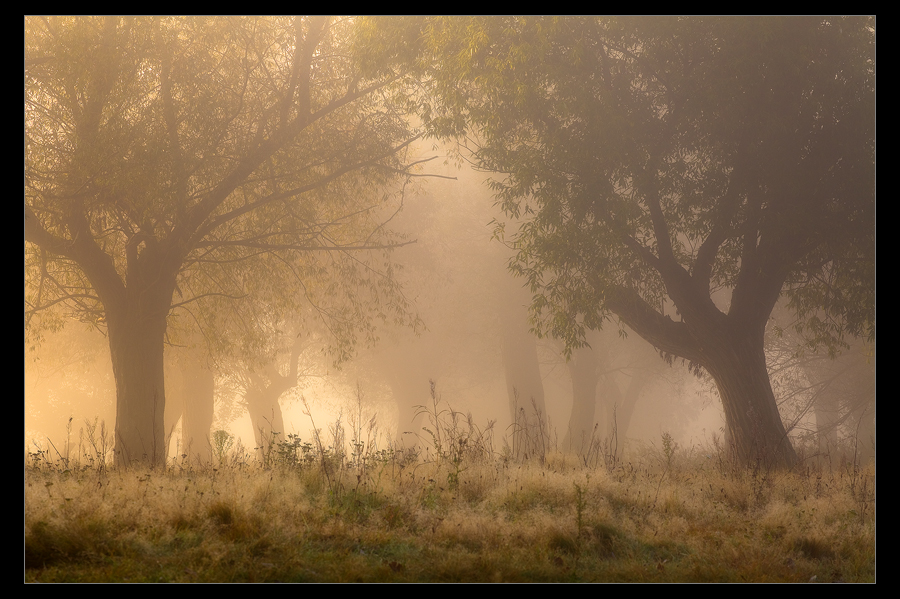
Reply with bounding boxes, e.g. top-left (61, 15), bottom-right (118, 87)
top-left (359, 16), bottom-right (875, 356)
top-left (25, 16), bottom-right (422, 366)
